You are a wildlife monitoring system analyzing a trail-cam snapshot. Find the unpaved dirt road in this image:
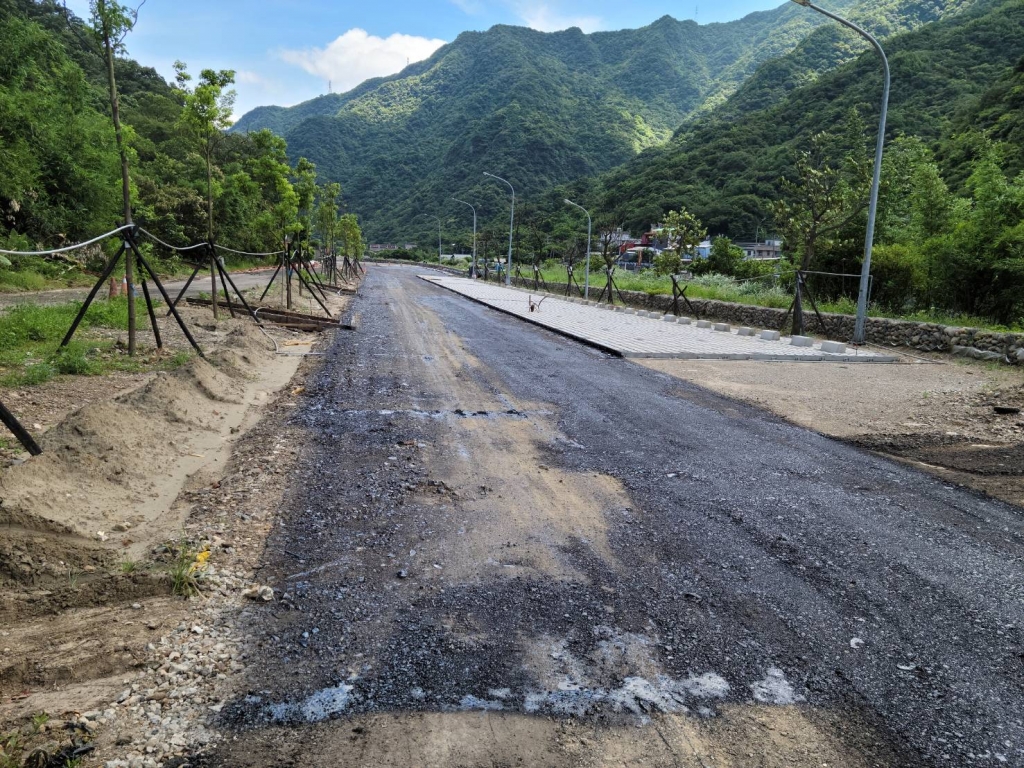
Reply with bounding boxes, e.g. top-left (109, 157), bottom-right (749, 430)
top-left (198, 265), bottom-right (1023, 767)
